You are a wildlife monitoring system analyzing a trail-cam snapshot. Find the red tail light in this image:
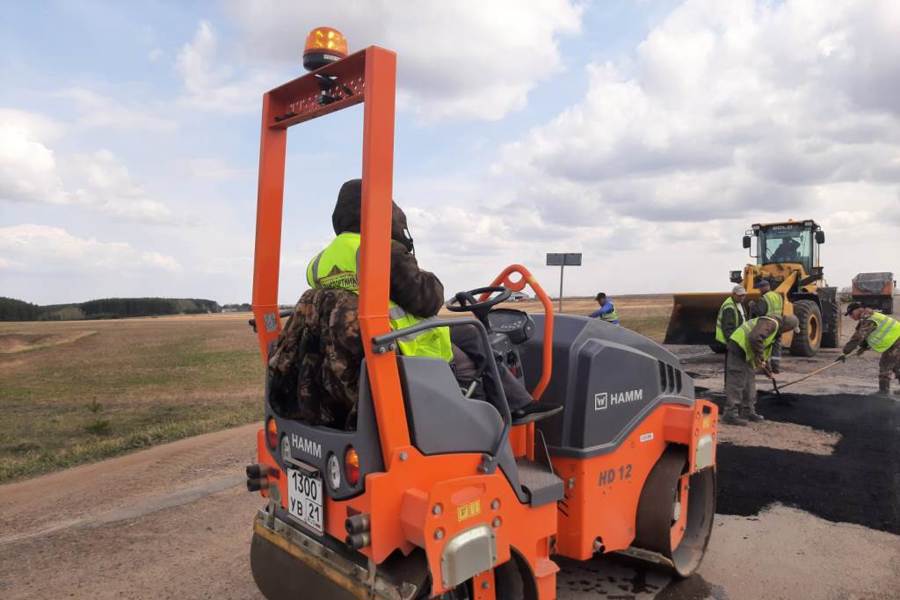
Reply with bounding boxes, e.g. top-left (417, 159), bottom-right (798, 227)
top-left (345, 446), bottom-right (360, 486)
top-left (266, 418), bottom-right (278, 449)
